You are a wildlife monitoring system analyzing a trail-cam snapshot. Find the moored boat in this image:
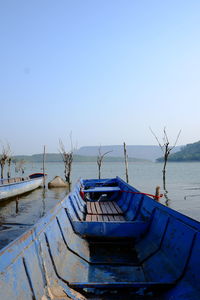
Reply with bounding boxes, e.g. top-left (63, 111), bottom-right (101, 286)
top-left (0, 173), bottom-right (45, 201)
top-left (0, 176), bottom-right (200, 299)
